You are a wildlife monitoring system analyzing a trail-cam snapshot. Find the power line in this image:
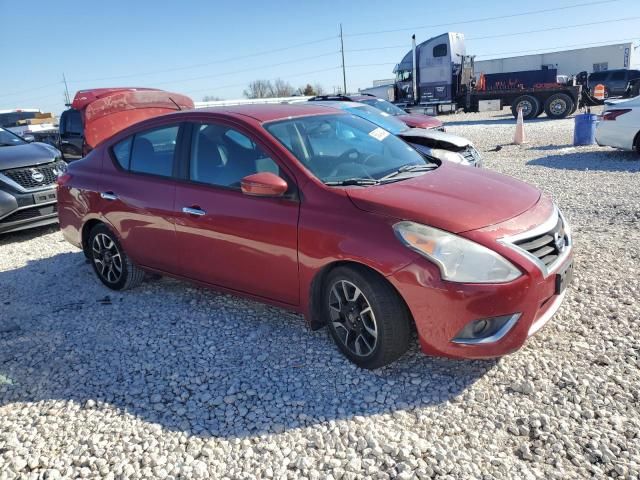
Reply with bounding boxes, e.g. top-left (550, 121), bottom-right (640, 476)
top-left (344, 0), bottom-right (621, 37)
top-left (0, 81), bottom-right (63, 99)
top-left (475, 37), bottom-right (639, 58)
top-left (143, 52), bottom-right (338, 88)
top-left (468, 16), bottom-right (639, 41)
top-left (182, 66), bottom-right (342, 96)
top-left (68, 35), bottom-right (338, 84)
top-left (344, 18), bottom-right (639, 56)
